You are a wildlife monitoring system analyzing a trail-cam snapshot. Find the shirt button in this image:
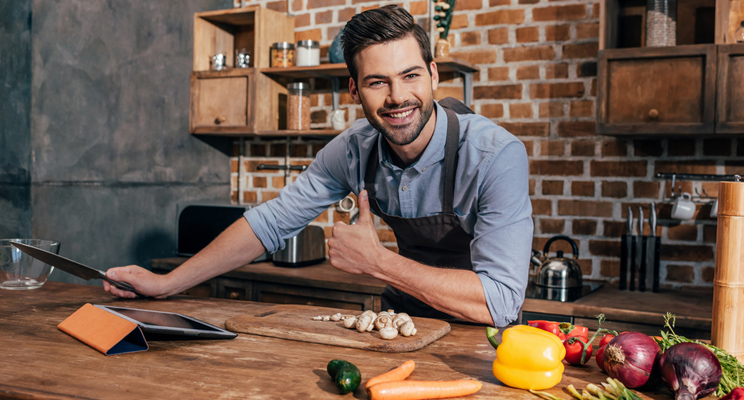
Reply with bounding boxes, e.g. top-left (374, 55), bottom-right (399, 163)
top-left (422, 167), bottom-right (427, 172)
top-left (402, 186), bottom-right (407, 191)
